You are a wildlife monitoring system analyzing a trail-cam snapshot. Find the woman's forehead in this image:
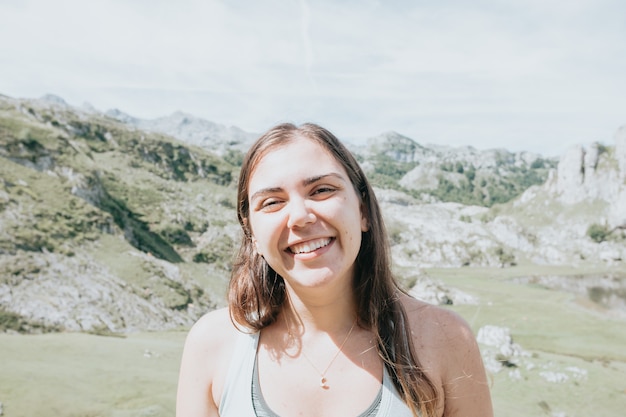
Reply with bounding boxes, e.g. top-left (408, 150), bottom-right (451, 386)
top-left (248, 139), bottom-right (352, 192)
top-left (252, 137), bottom-right (340, 173)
